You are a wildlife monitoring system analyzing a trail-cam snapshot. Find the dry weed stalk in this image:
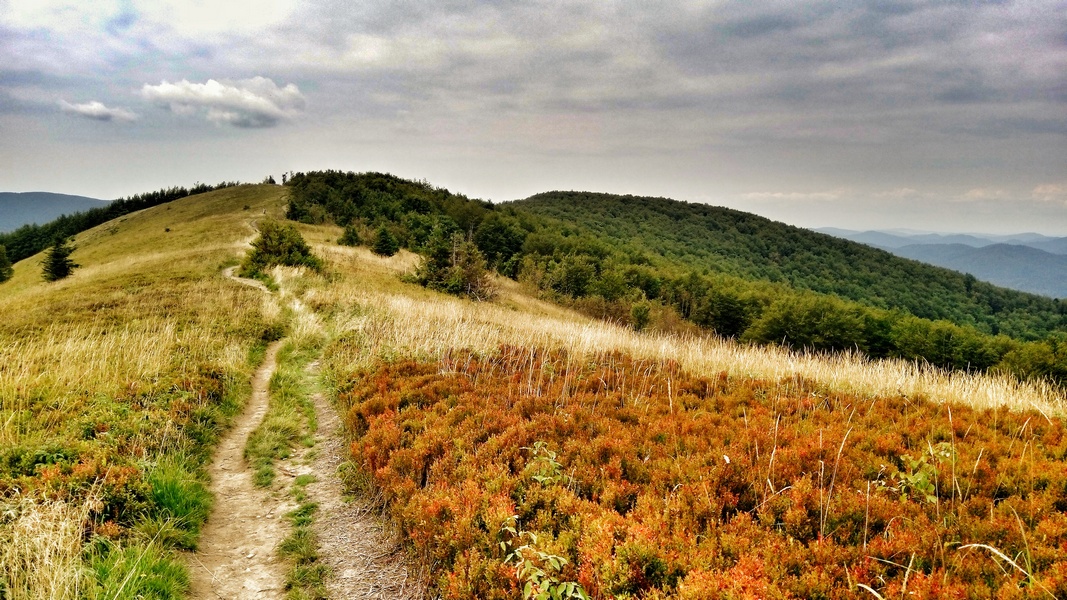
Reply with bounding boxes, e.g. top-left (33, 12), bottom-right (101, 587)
top-left (0, 493), bottom-right (97, 600)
